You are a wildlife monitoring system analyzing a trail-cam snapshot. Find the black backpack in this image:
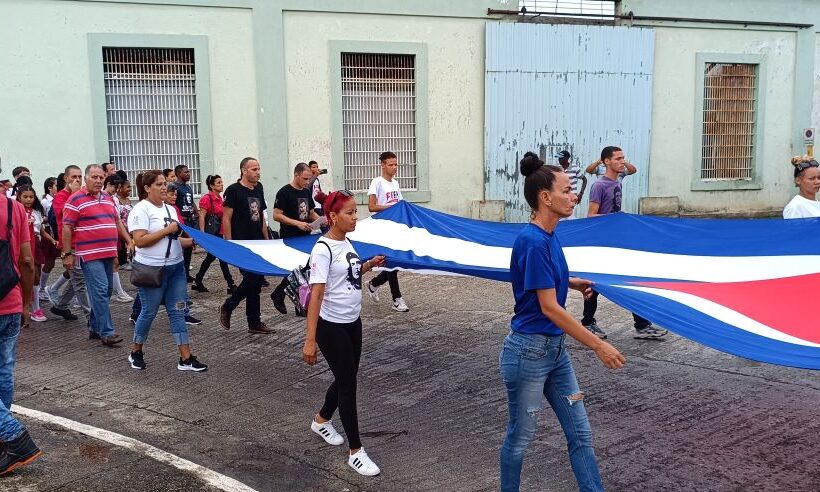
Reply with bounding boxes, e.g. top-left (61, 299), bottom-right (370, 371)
top-left (0, 198), bottom-right (21, 301)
